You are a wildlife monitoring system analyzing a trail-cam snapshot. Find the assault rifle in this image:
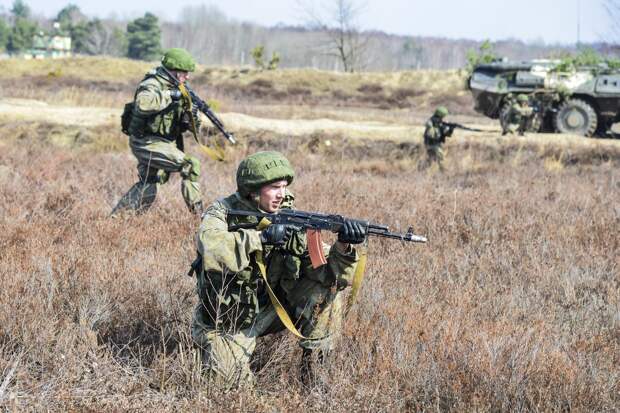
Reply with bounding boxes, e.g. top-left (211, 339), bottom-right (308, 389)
top-left (228, 208), bottom-right (427, 268)
top-left (443, 121), bottom-right (485, 133)
top-left (161, 66), bottom-right (236, 144)
top-left (185, 86), bottom-right (236, 144)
